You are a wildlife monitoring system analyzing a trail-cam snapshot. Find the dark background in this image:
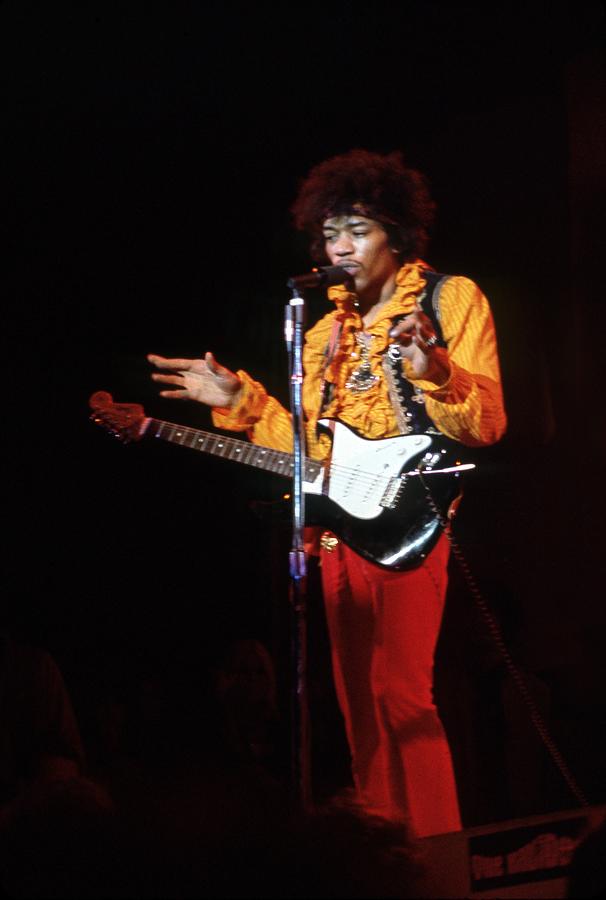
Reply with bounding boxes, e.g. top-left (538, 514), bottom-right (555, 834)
top-left (2, 2), bottom-right (605, 826)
